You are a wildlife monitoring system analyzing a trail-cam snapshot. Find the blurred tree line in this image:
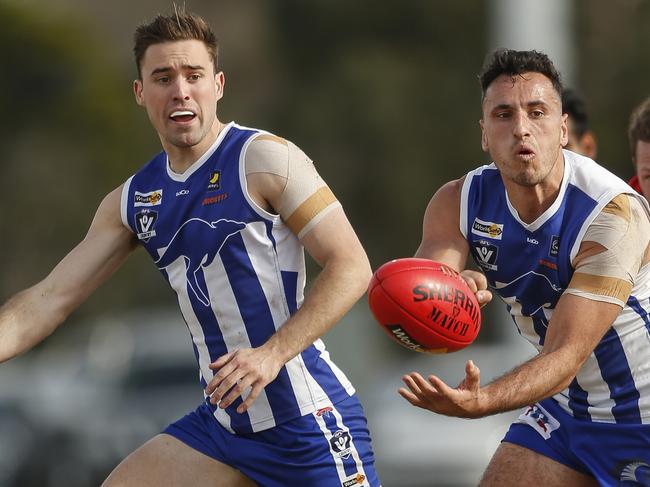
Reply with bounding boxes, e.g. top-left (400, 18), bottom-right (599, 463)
top-left (1, 0), bottom-right (649, 324)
